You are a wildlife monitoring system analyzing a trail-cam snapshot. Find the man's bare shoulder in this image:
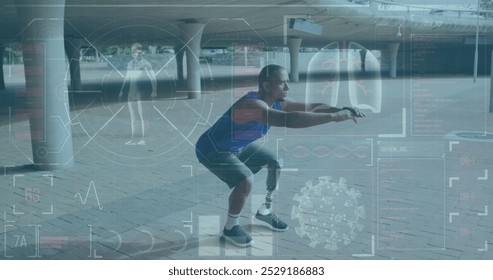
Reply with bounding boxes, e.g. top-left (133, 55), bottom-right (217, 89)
top-left (234, 96), bottom-right (268, 109)
top-left (231, 98), bottom-right (271, 124)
